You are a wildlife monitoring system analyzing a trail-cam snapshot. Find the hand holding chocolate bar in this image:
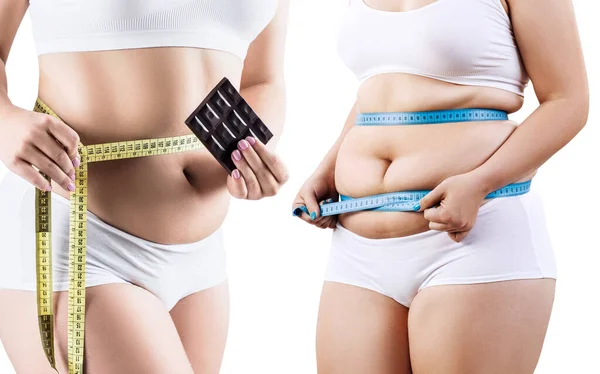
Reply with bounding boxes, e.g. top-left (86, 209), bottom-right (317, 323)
top-left (185, 78), bottom-right (288, 200)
